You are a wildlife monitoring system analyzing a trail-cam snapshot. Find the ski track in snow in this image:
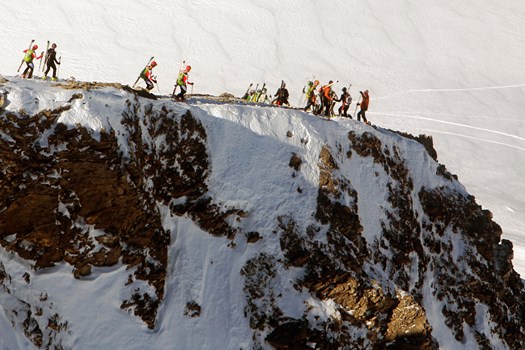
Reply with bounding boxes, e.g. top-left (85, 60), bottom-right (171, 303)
top-left (374, 83), bottom-right (525, 102)
top-left (373, 112), bottom-right (525, 147)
